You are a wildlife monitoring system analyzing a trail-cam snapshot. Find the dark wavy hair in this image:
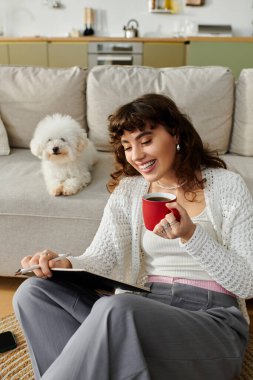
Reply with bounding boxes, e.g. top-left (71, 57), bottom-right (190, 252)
top-left (107, 93), bottom-right (226, 194)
